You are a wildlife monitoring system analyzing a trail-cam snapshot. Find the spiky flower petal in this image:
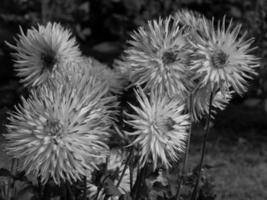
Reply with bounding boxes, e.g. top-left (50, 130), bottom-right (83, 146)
top-left (117, 17), bottom-right (192, 97)
top-left (4, 71), bottom-right (115, 184)
top-left (190, 17), bottom-right (259, 95)
top-left (6, 22), bottom-right (81, 87)
top-left (124, 88), bottom-right (189, 169)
